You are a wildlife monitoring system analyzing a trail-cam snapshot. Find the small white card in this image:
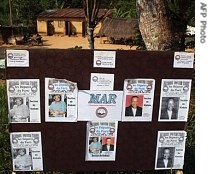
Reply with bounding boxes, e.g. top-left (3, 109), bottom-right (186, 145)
top-left (93, 51), bottom-right (116, 68)
top-left (90, 73), bottom-right (114, 91)
top-left (6, 50), bottom-right (29, 67)
top-left (173, 52), bottom-right (194, 68)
